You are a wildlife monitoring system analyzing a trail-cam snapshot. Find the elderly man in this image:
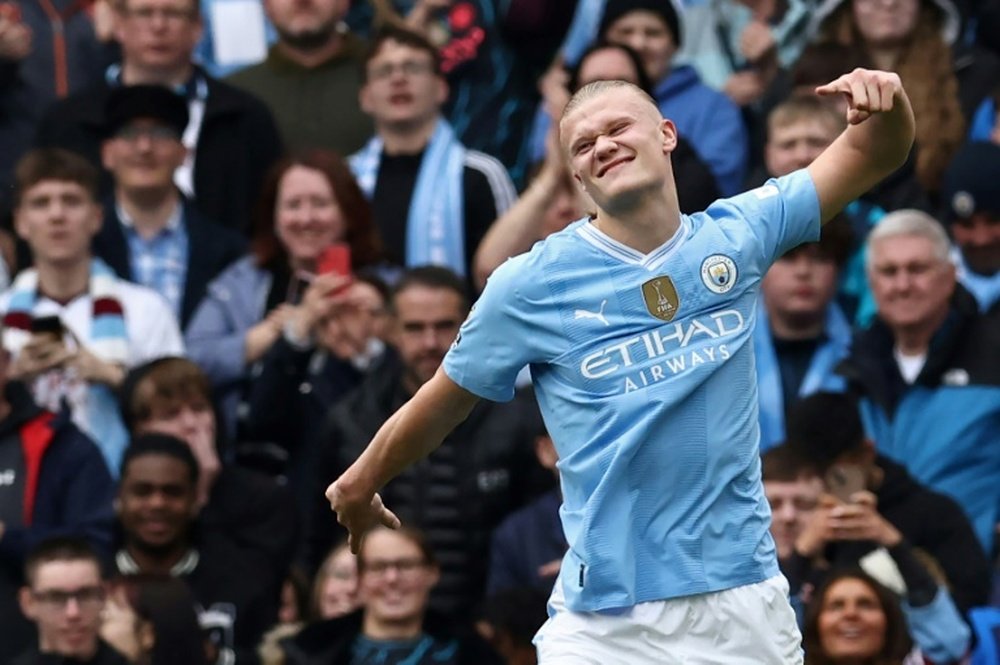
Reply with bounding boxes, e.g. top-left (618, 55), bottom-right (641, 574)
top-left (838, 209), bottom-right (1000, 559)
